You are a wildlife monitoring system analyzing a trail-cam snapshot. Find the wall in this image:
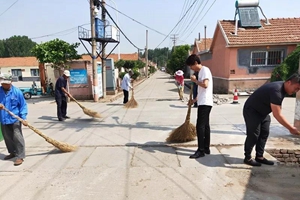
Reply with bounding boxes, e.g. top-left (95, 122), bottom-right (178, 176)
top-left (0, 66), bottom-right (39, 81)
